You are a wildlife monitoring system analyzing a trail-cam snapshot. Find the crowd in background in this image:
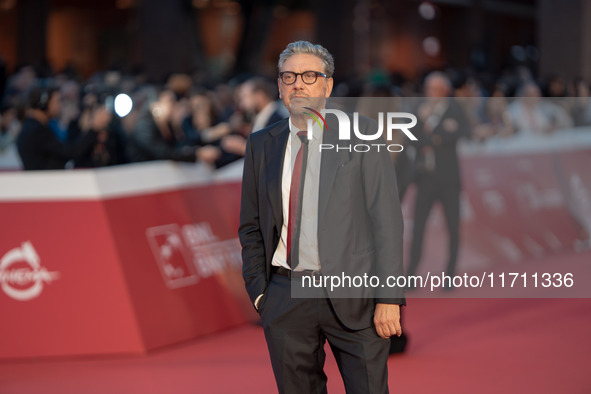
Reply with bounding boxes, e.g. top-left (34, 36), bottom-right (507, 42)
top-left (1, 62), bottom-right (590, 170)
